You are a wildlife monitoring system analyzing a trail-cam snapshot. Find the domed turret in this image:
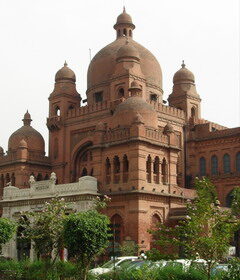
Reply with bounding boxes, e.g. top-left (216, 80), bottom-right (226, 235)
top-left (168, 61), bottom-right (201, 120)
top-left (116, 7), bottom-right (133, 25)
top-left (173, 61), bottom-right (195, 84)
top-left (0, 146), bottom-right (4, 156)
top-left (114, 7), bottom-right (135, 38)
top-left (55, 61), bottom-right (76, 83)
top-left (116, 41), bottom-right (140, 61)
top-left (113, 95), bottom-right (158, 128)
top-left (8, 111), bottom-right (45, 155)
